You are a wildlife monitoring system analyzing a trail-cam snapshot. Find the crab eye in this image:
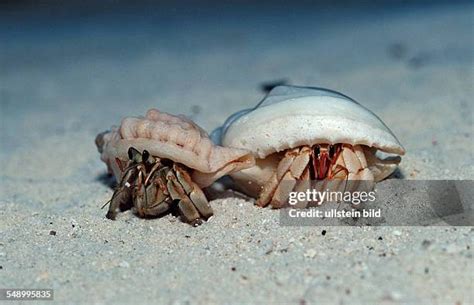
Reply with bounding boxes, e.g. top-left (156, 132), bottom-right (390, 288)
top-left (329, 145), bottom-right (335, 157)
top-left (314, 146), bottom-right (320, 156)
top-left (128, 147), bottom-right (142, 162)
top-left (142, 150), bottom-right (150, 163)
